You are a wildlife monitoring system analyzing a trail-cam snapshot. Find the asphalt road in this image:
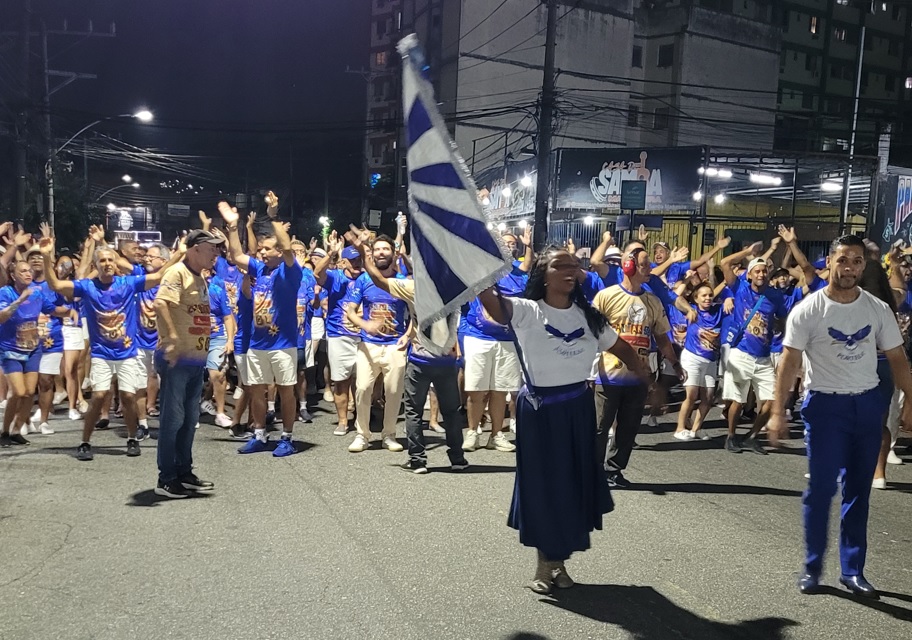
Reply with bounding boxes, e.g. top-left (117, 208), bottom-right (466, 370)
top-left (2, 399), bottom-right (912, 640)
